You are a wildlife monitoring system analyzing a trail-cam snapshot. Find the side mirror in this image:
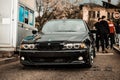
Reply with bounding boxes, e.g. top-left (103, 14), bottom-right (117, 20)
top-left (32, 30), bottom-right (38, 35)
